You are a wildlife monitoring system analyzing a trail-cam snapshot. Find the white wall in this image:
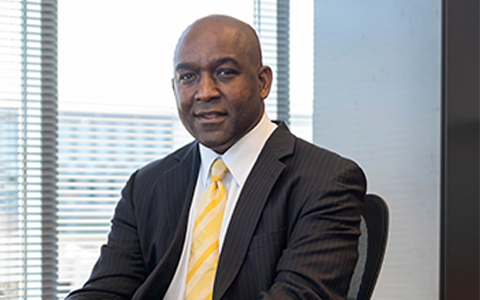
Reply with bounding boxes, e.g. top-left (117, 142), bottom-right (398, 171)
top-left (313, 1), bottom-right (442, 299)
